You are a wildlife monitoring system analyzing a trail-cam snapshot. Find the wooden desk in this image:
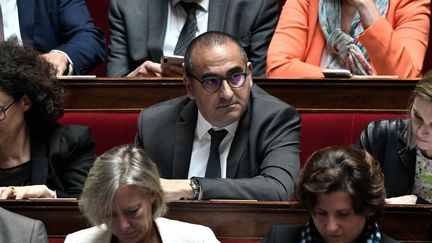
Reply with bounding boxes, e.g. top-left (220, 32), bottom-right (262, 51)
top-left (1, 200), bottom-right (431, 242)
top-left (62, 77), bottom-right (417, 113)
